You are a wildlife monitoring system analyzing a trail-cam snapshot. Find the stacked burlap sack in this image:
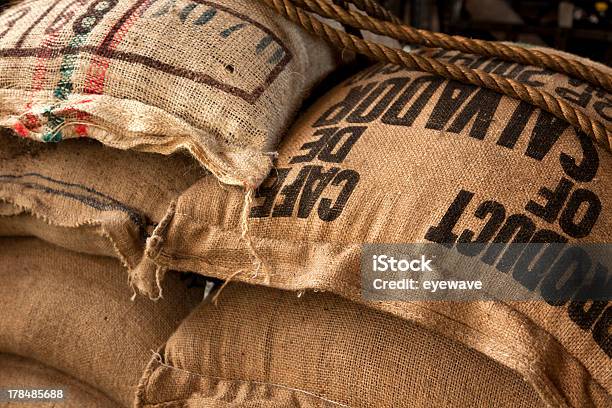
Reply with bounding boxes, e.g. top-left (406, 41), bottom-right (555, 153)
top-left (0, 0), bottom-right (610, 407)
